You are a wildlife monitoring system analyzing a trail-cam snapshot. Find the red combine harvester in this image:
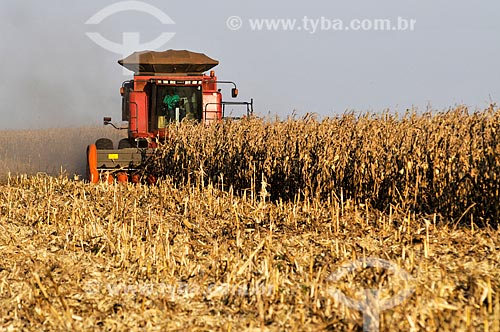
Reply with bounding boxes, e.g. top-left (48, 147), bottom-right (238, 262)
top-left (86, 49), bottom-right (253, 183)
